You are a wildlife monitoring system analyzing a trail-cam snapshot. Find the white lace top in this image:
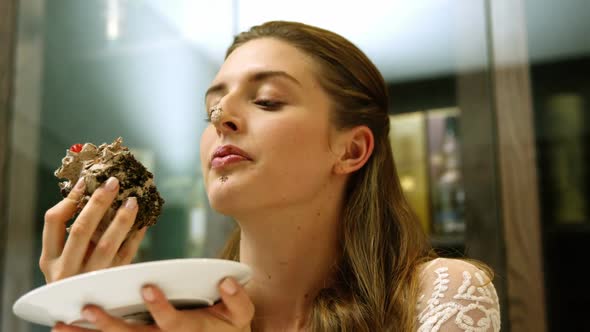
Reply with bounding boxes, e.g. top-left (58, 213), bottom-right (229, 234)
top-left (416, 258), bottom-right (501, 332)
